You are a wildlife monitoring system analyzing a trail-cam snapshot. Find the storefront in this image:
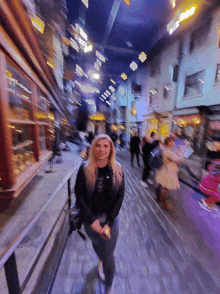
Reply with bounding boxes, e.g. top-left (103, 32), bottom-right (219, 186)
top-left (0, 0), bottom-right (67, 206)
top-left (172, 113), bottom-right (202, 150)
